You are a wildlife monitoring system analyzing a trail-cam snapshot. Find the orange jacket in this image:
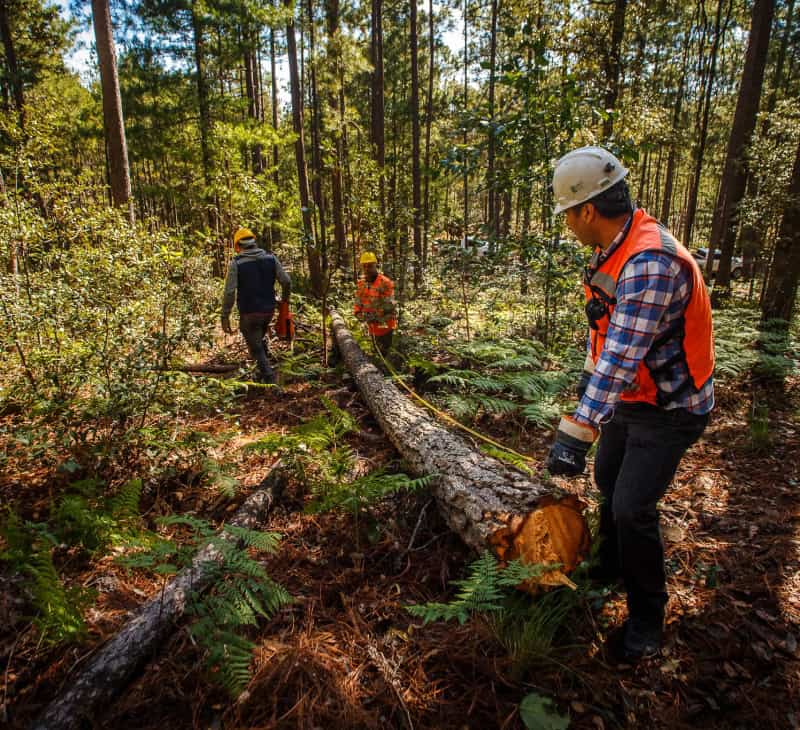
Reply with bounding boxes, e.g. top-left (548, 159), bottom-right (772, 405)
top-left (583, 208), bottom-right (714, 407)
top-left (354, 273), bottom-right (397, 336)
